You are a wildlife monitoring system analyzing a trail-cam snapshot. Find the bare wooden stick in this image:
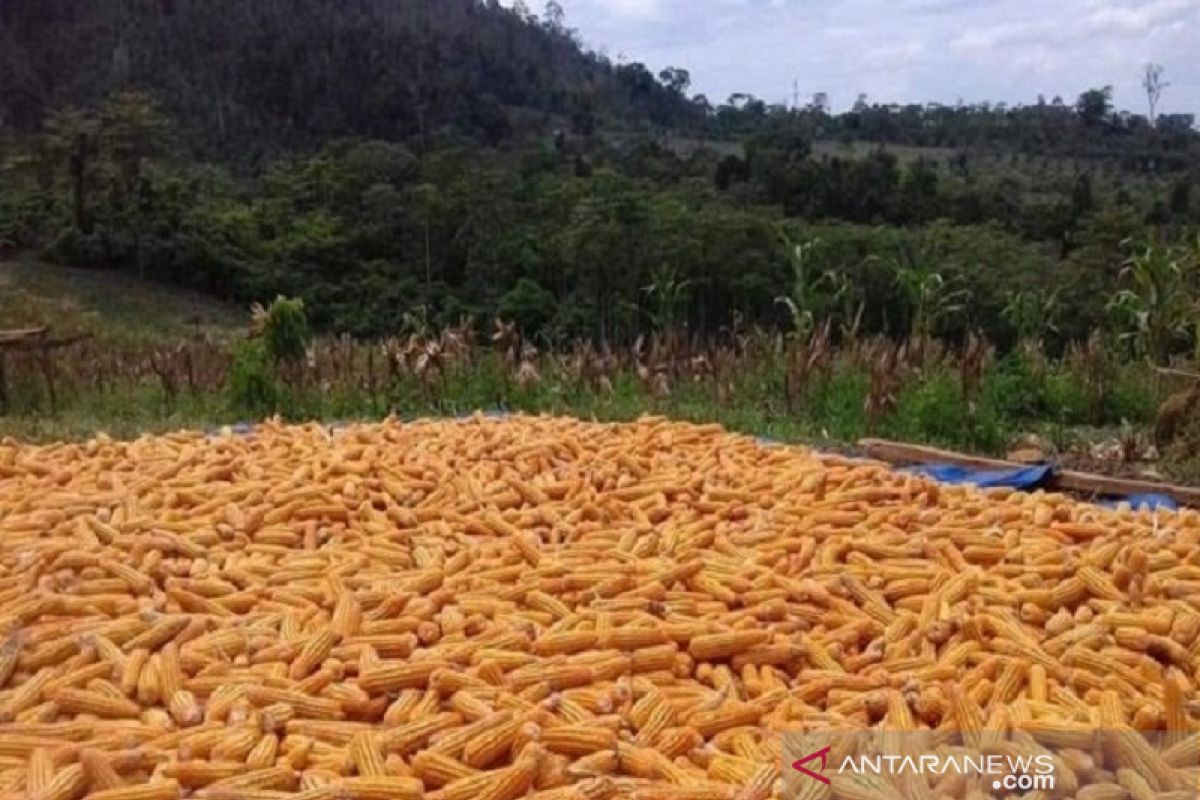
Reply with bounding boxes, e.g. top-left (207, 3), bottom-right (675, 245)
top-left (1155, 366), bottom-right (1200, 382)
top-left (0, 326), bottom-right (47, 345)
top-left (858, 438), bottom-right (1200, 507)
